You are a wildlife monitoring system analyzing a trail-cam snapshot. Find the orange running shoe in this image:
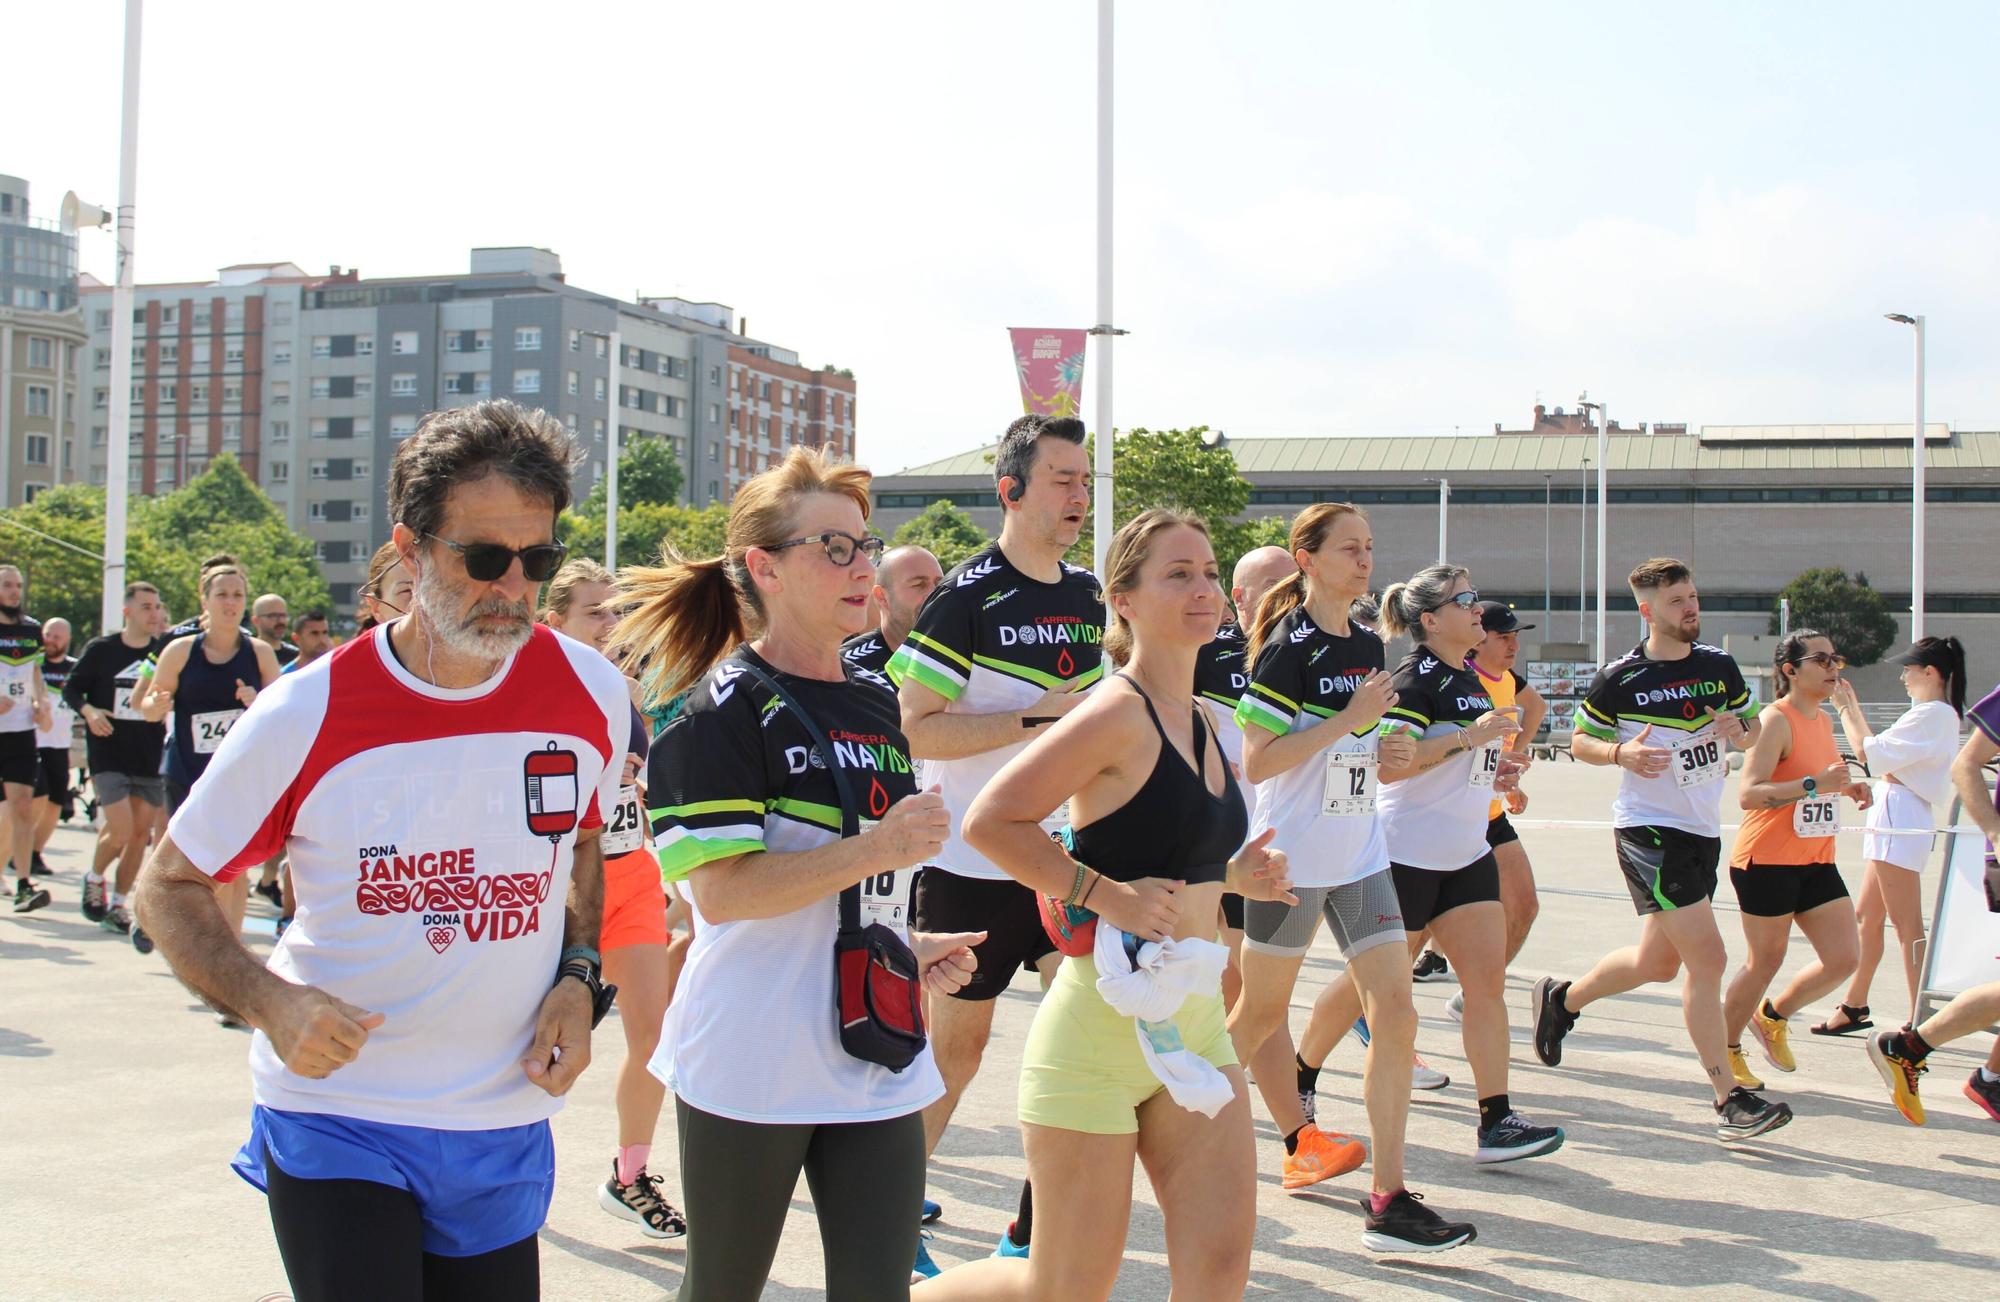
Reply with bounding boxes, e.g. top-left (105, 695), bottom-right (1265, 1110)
top-left (1282, 1123), bottom-right (1367, 1190)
